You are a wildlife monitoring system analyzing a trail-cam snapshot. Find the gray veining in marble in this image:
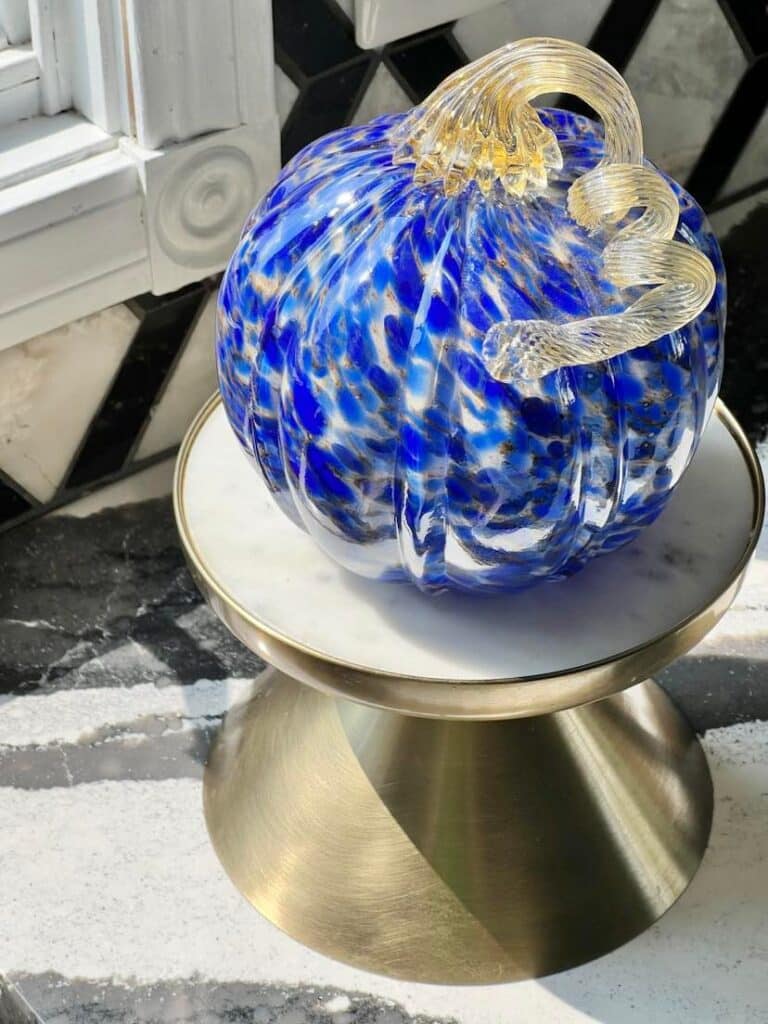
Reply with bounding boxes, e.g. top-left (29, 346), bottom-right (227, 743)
top-left (9, 975), bottom-right (457, 1024)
